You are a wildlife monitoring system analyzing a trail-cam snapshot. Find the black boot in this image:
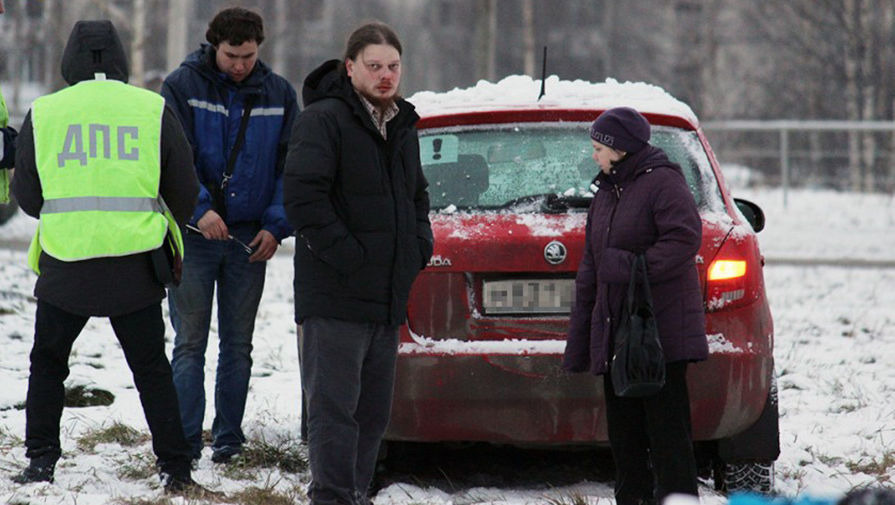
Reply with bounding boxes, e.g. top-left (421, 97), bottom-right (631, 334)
top-left (12, 455), bottom-right (57, 484)
top-left (161, 471), bottom-right (222, 499)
